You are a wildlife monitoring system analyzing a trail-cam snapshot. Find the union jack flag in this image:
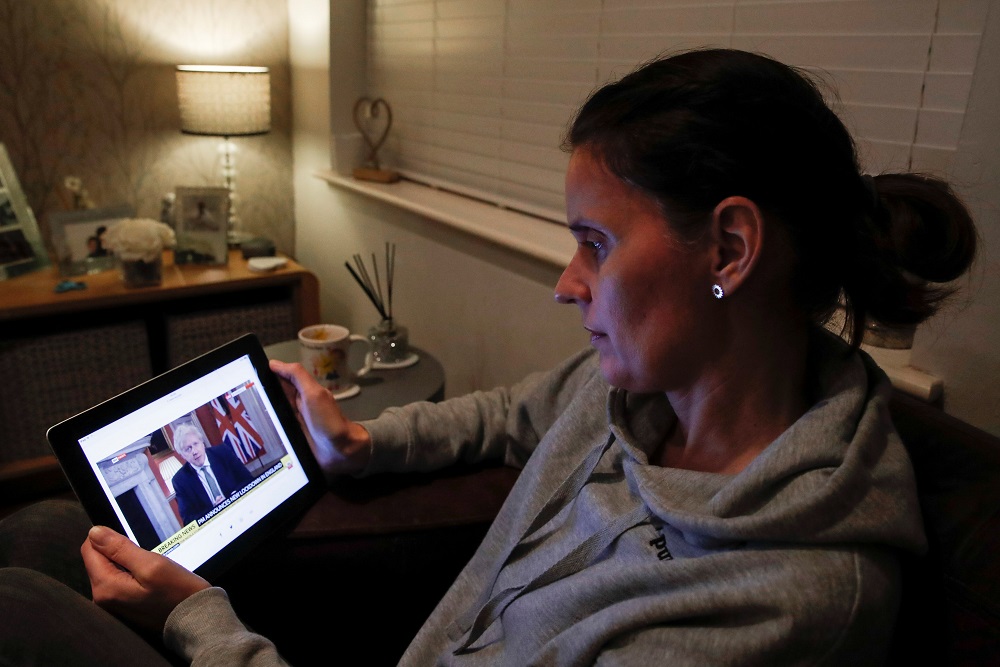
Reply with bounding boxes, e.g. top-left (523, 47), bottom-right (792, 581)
top-left (210, 393), bottom-right (264, 464)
